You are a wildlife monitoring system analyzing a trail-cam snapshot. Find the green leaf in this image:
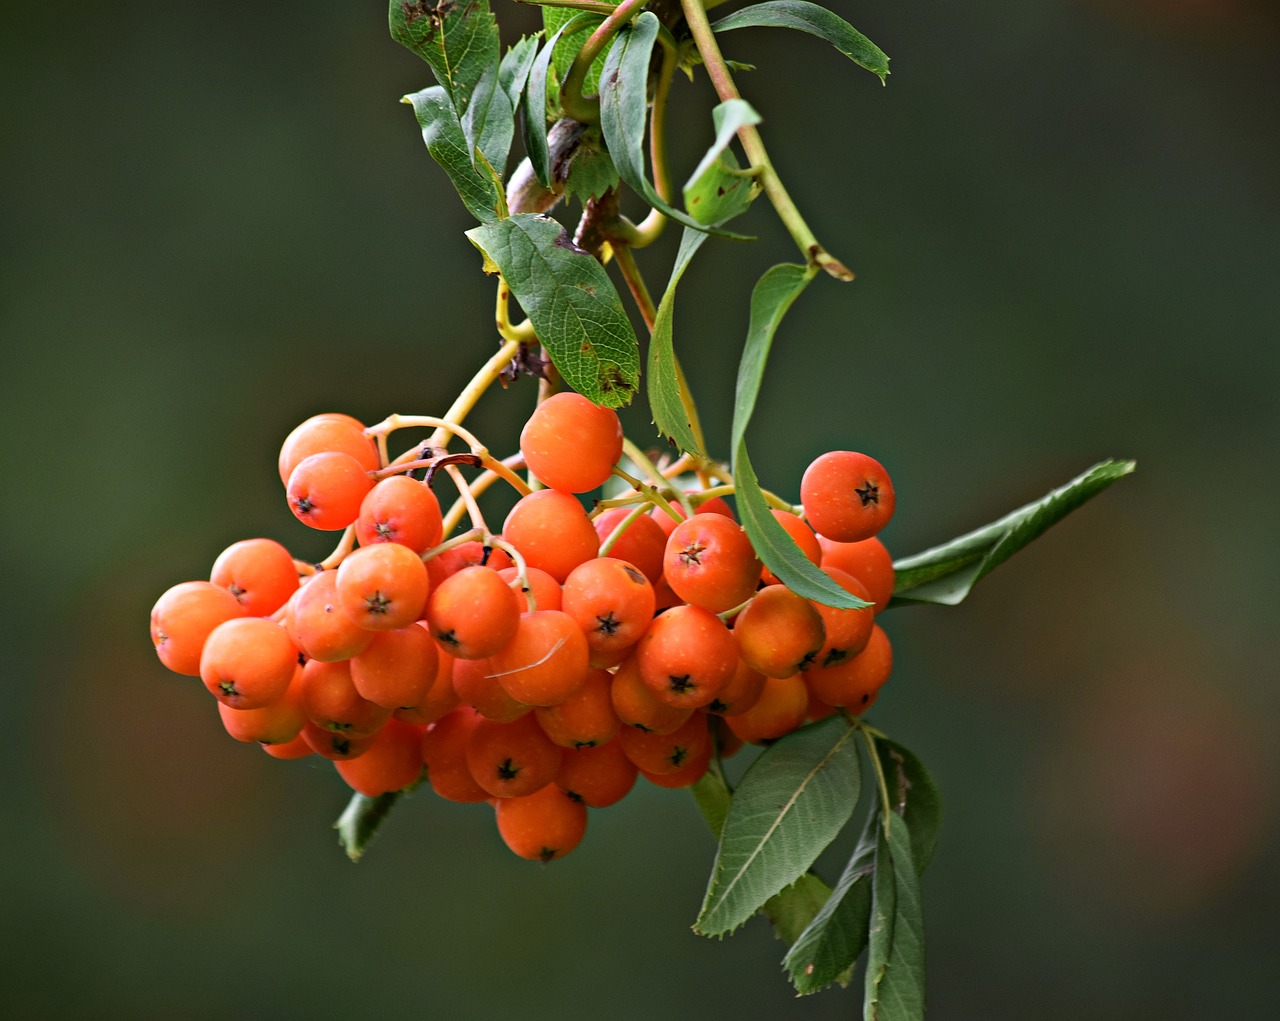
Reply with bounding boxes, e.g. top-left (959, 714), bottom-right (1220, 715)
top-left (694, 714), bottom-right (862, 937)
top-left (691, 751), bottom-right (835, 944)
top-left (561, 125), bottom-right (620, 201)
top-left (390, 0), bottom-right (503, 113)
top-left (499, 34), bottom-right (540, 114)
top-left (683, 99), bottom-right (762, 195)
top-left (863, 822), bottom-right (897, 1019)
top-left (335, 790), bottom-right (404, 862)
top-left (873, 814), bottom-right (926, 1021)
top-left (712, 0), bottom-right (891, 83)
top-left (889, 458), bottom-right (1137, 607)
top-left (600, 15), bottom-right (750, 239)
top-left (648, 227), bottom-right (709, 455)
top-left (784, 806), bottom-right (878, 994)
top-left (524, 14), bottom-right (597, 188)
top-left (736, 441), bottom-right (871, 609)
top-left (461, 60), bottom-right (515, 173)
top-left (545, 7), bottom-right (608, 96)
top-left (465, 214), bottom-right (640, 406)
top-left (875, 738), bottom-right (942, 876)
top-left (730, 263), bottom-right (812, 453)
top-left (403, 86), bottom-right (504, 223)
top-left (763, 872), bottom-right (834, 945)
